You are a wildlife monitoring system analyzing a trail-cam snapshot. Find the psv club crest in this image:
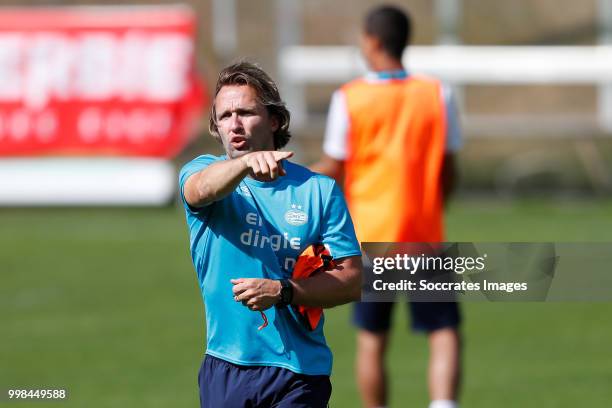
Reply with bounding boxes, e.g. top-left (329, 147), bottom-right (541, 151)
top-left (284, 204), bottom-right (308, 226)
